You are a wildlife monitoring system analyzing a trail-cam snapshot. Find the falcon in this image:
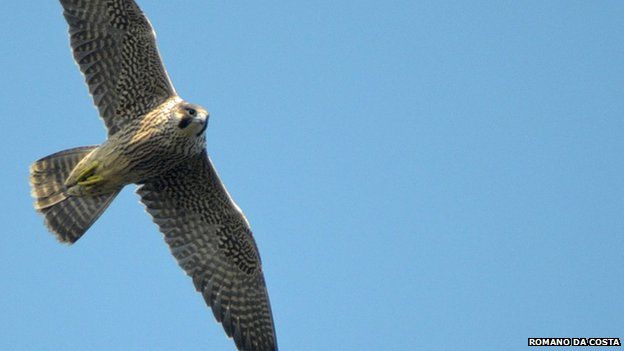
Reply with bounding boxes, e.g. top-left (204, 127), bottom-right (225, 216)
top-left (28, 1), bottom-right (278, 350)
